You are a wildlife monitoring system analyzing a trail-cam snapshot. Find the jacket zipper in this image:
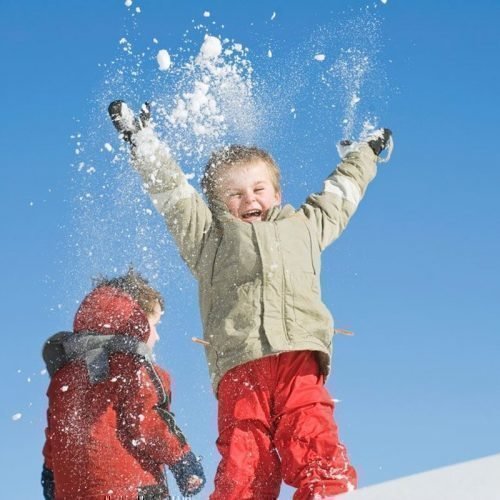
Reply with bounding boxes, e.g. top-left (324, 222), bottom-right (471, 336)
top-left (274, 223), bottom-right (291, 345)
